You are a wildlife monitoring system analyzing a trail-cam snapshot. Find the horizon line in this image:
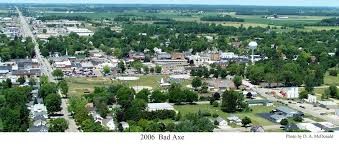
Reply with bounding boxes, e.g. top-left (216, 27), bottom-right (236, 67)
top-left (1, 2), bottom-right (338, 8)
